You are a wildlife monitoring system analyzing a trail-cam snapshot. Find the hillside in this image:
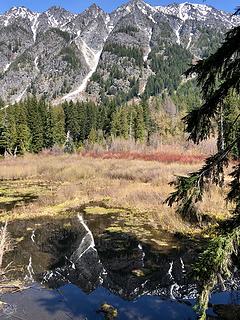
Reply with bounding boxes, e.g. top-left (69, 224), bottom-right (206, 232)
top-left (0, 0), bottom-right (239, 103)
